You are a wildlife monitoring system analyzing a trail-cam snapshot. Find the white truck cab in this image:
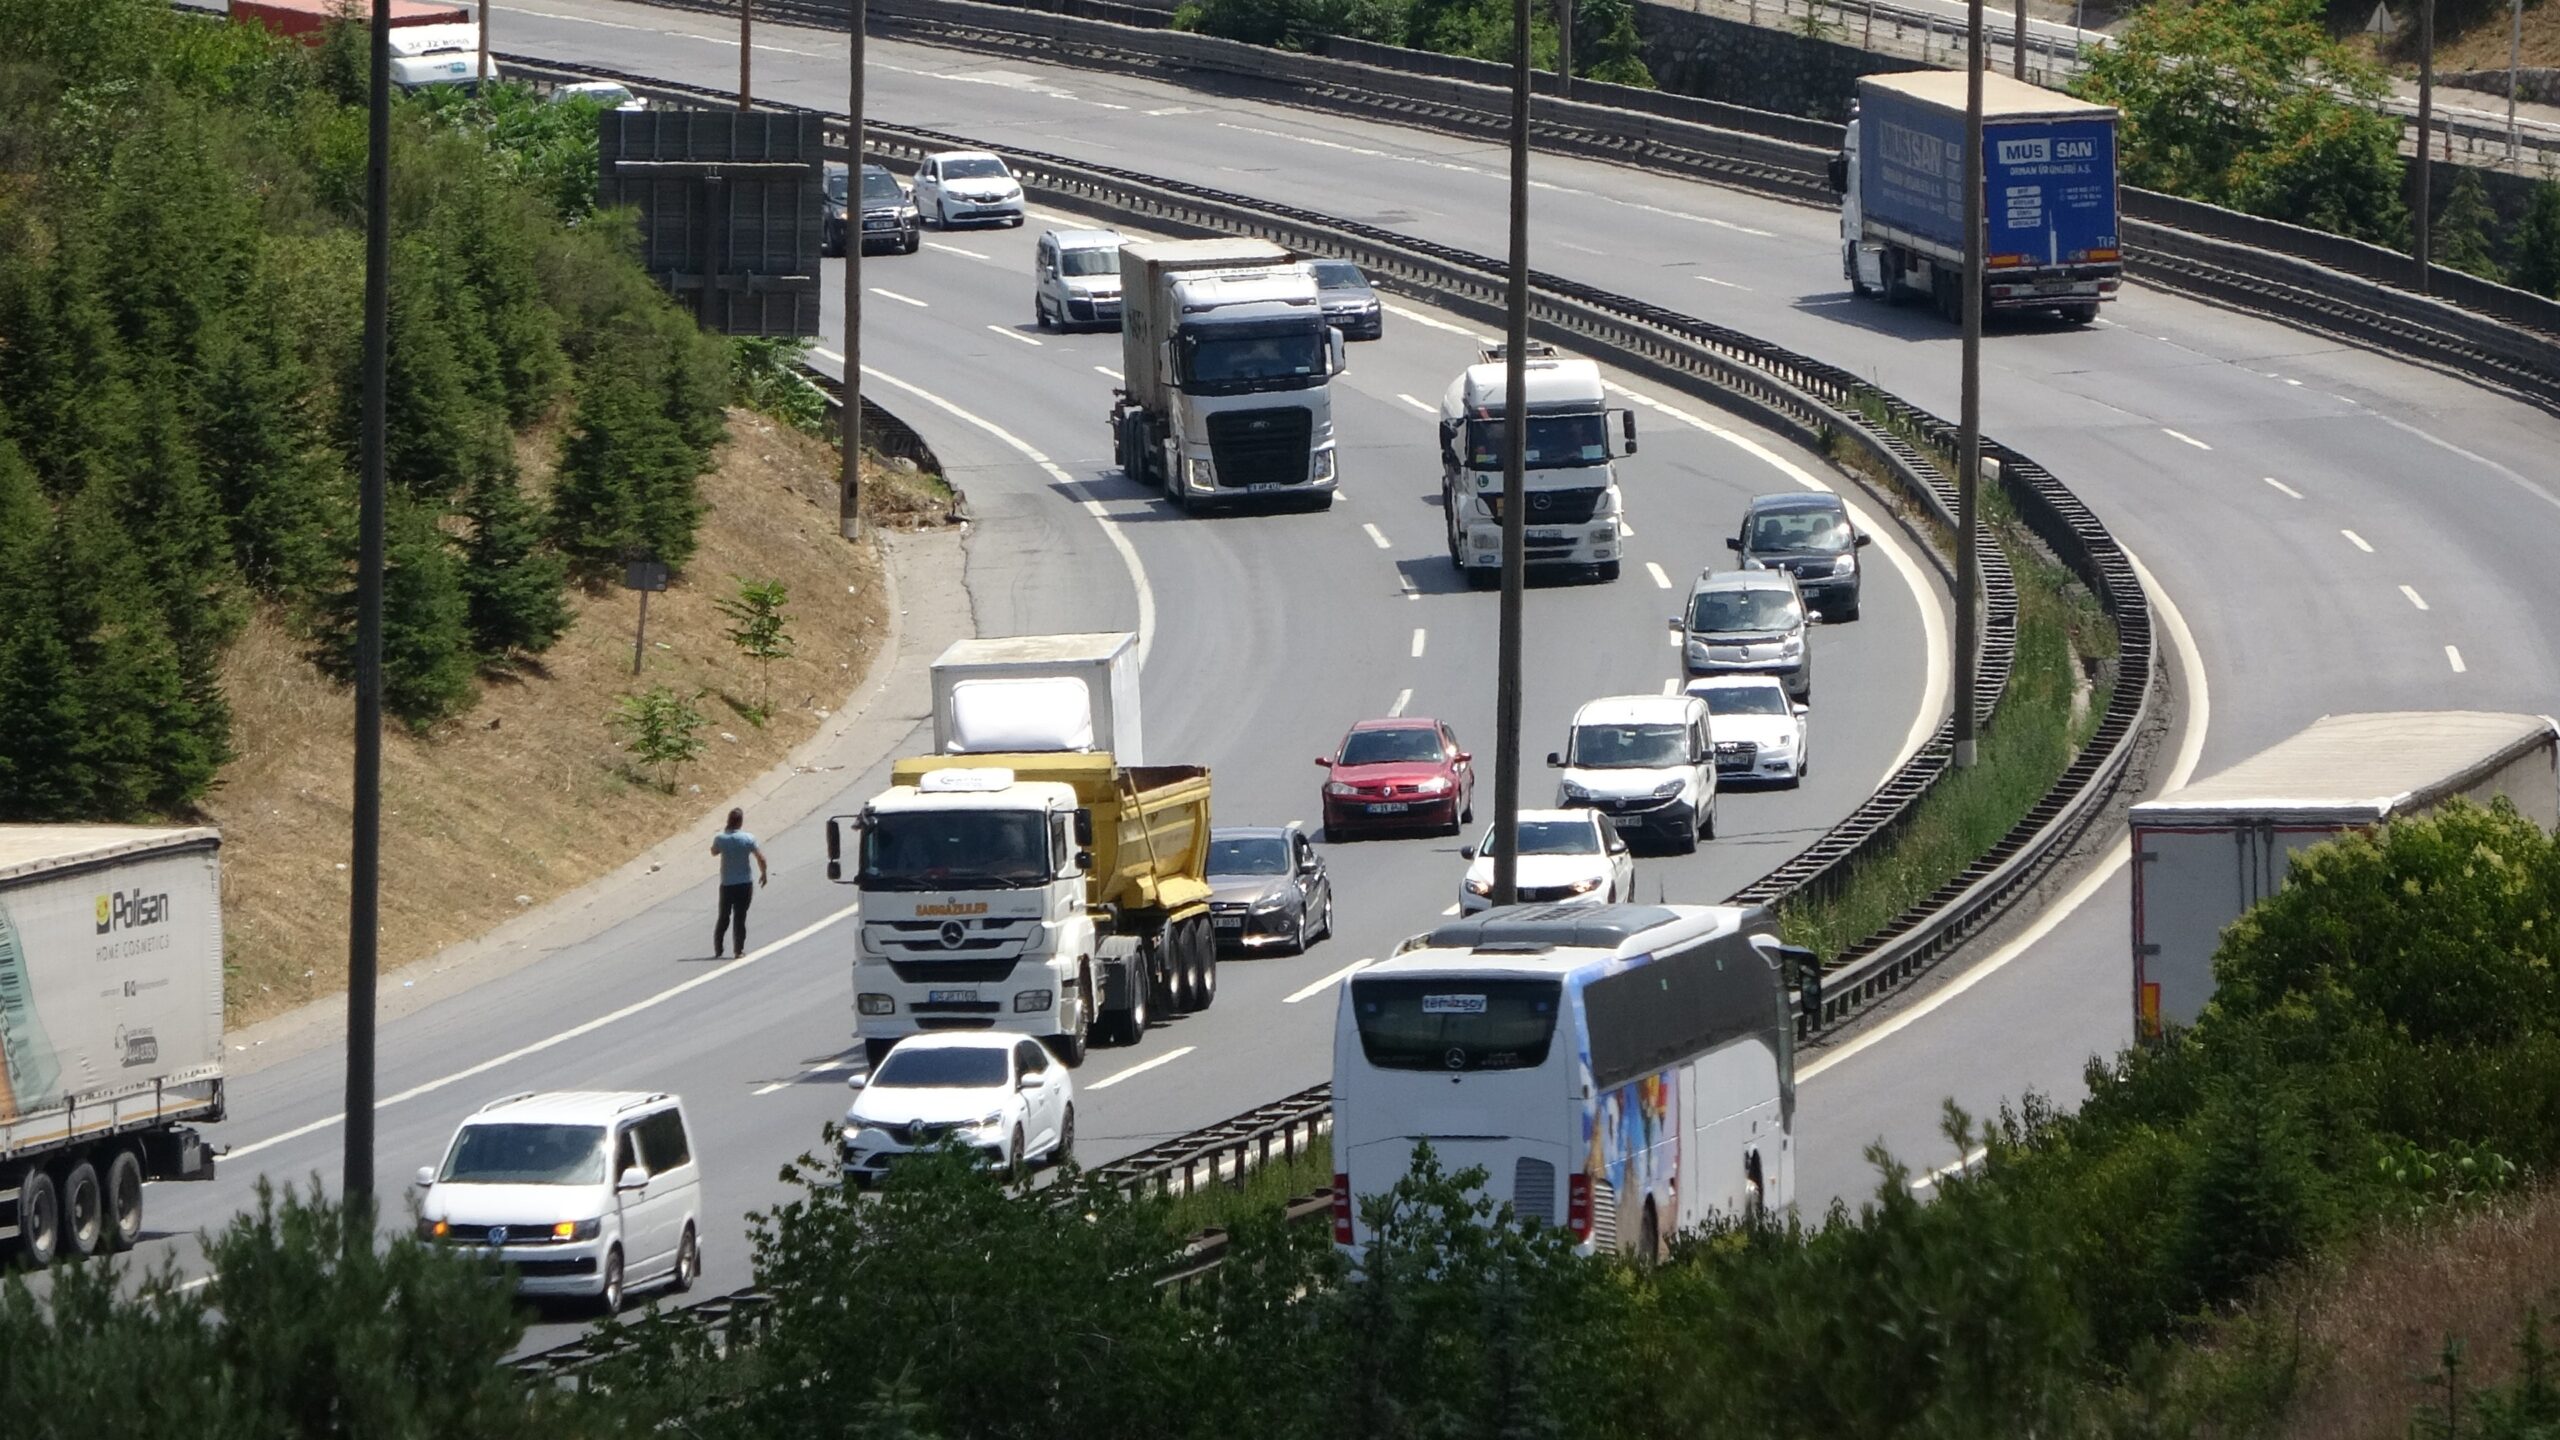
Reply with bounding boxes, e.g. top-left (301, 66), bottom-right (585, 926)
top-left (1438, 344), bottom-right (1635, 586)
